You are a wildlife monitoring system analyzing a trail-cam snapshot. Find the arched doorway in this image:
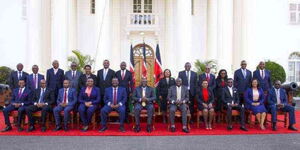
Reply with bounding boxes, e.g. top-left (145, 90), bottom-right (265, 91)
top-left (132, 44), bottom-right (155, 87)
